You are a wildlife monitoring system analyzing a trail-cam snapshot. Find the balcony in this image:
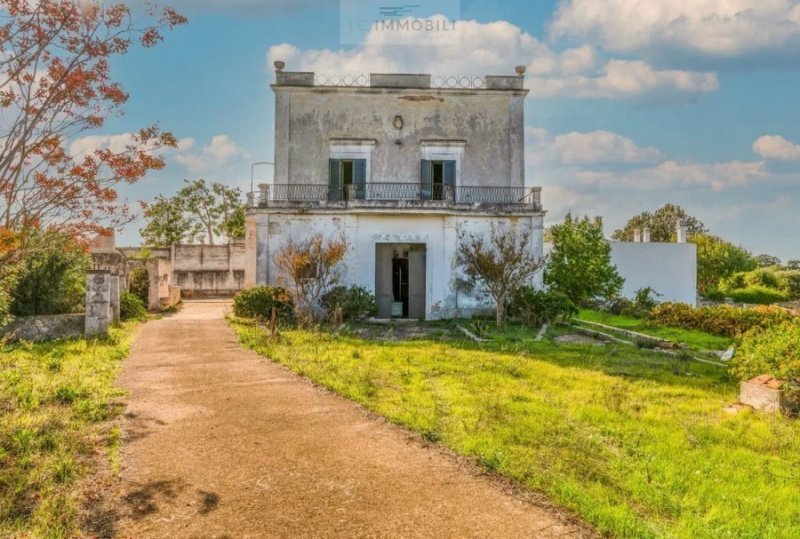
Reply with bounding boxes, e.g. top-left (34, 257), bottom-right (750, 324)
top-left (247, 183), bottom-right (543, 212)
